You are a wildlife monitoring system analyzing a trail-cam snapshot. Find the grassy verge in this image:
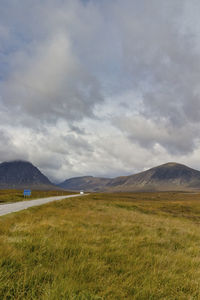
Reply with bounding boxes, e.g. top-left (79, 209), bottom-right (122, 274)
top-left (1, 192), bottom-right (200, 299)
top-left (0, 189), bottom-right (76, 204)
